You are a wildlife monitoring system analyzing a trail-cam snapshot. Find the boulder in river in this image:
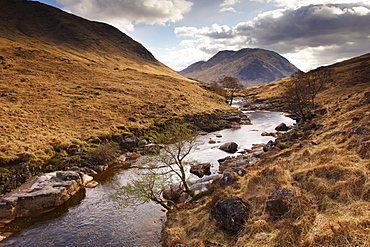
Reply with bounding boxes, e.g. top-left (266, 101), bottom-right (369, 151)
top-left (190, 163), bottom-right (211, 178)
top-left (219, 142), bottom-right (238, 153)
